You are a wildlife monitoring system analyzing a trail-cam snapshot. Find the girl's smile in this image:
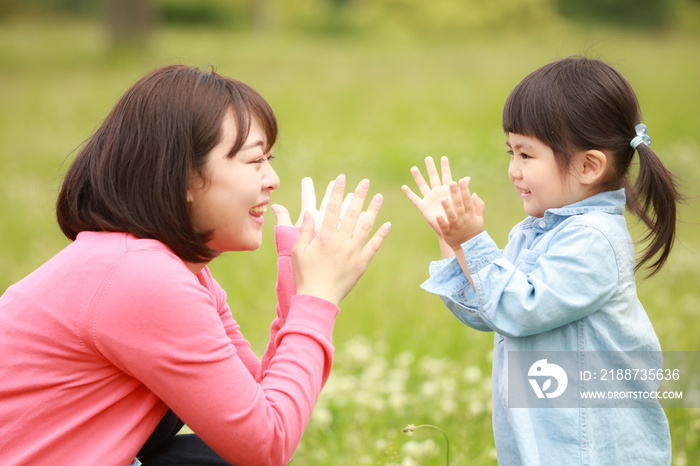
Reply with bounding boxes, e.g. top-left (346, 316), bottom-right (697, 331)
top-left (507, 133), bottom-right (588, 218)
